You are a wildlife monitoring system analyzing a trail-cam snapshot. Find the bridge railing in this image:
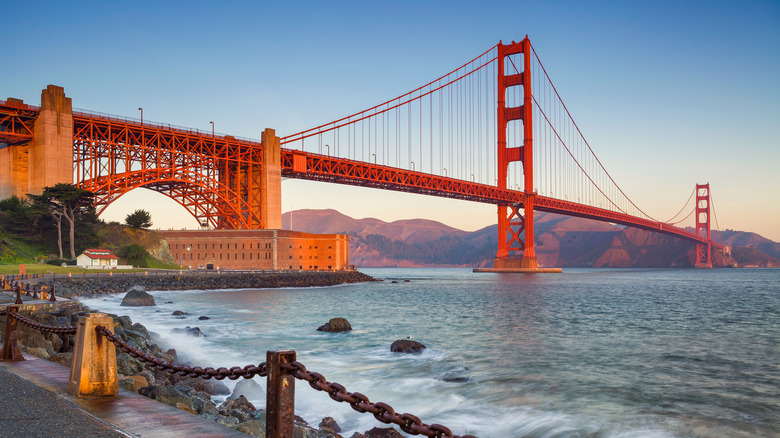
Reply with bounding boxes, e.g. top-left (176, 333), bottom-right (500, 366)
top-left (71, 107), bottom-right (264, 146)
top-left (0, 306), bottom-right (477, 438)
